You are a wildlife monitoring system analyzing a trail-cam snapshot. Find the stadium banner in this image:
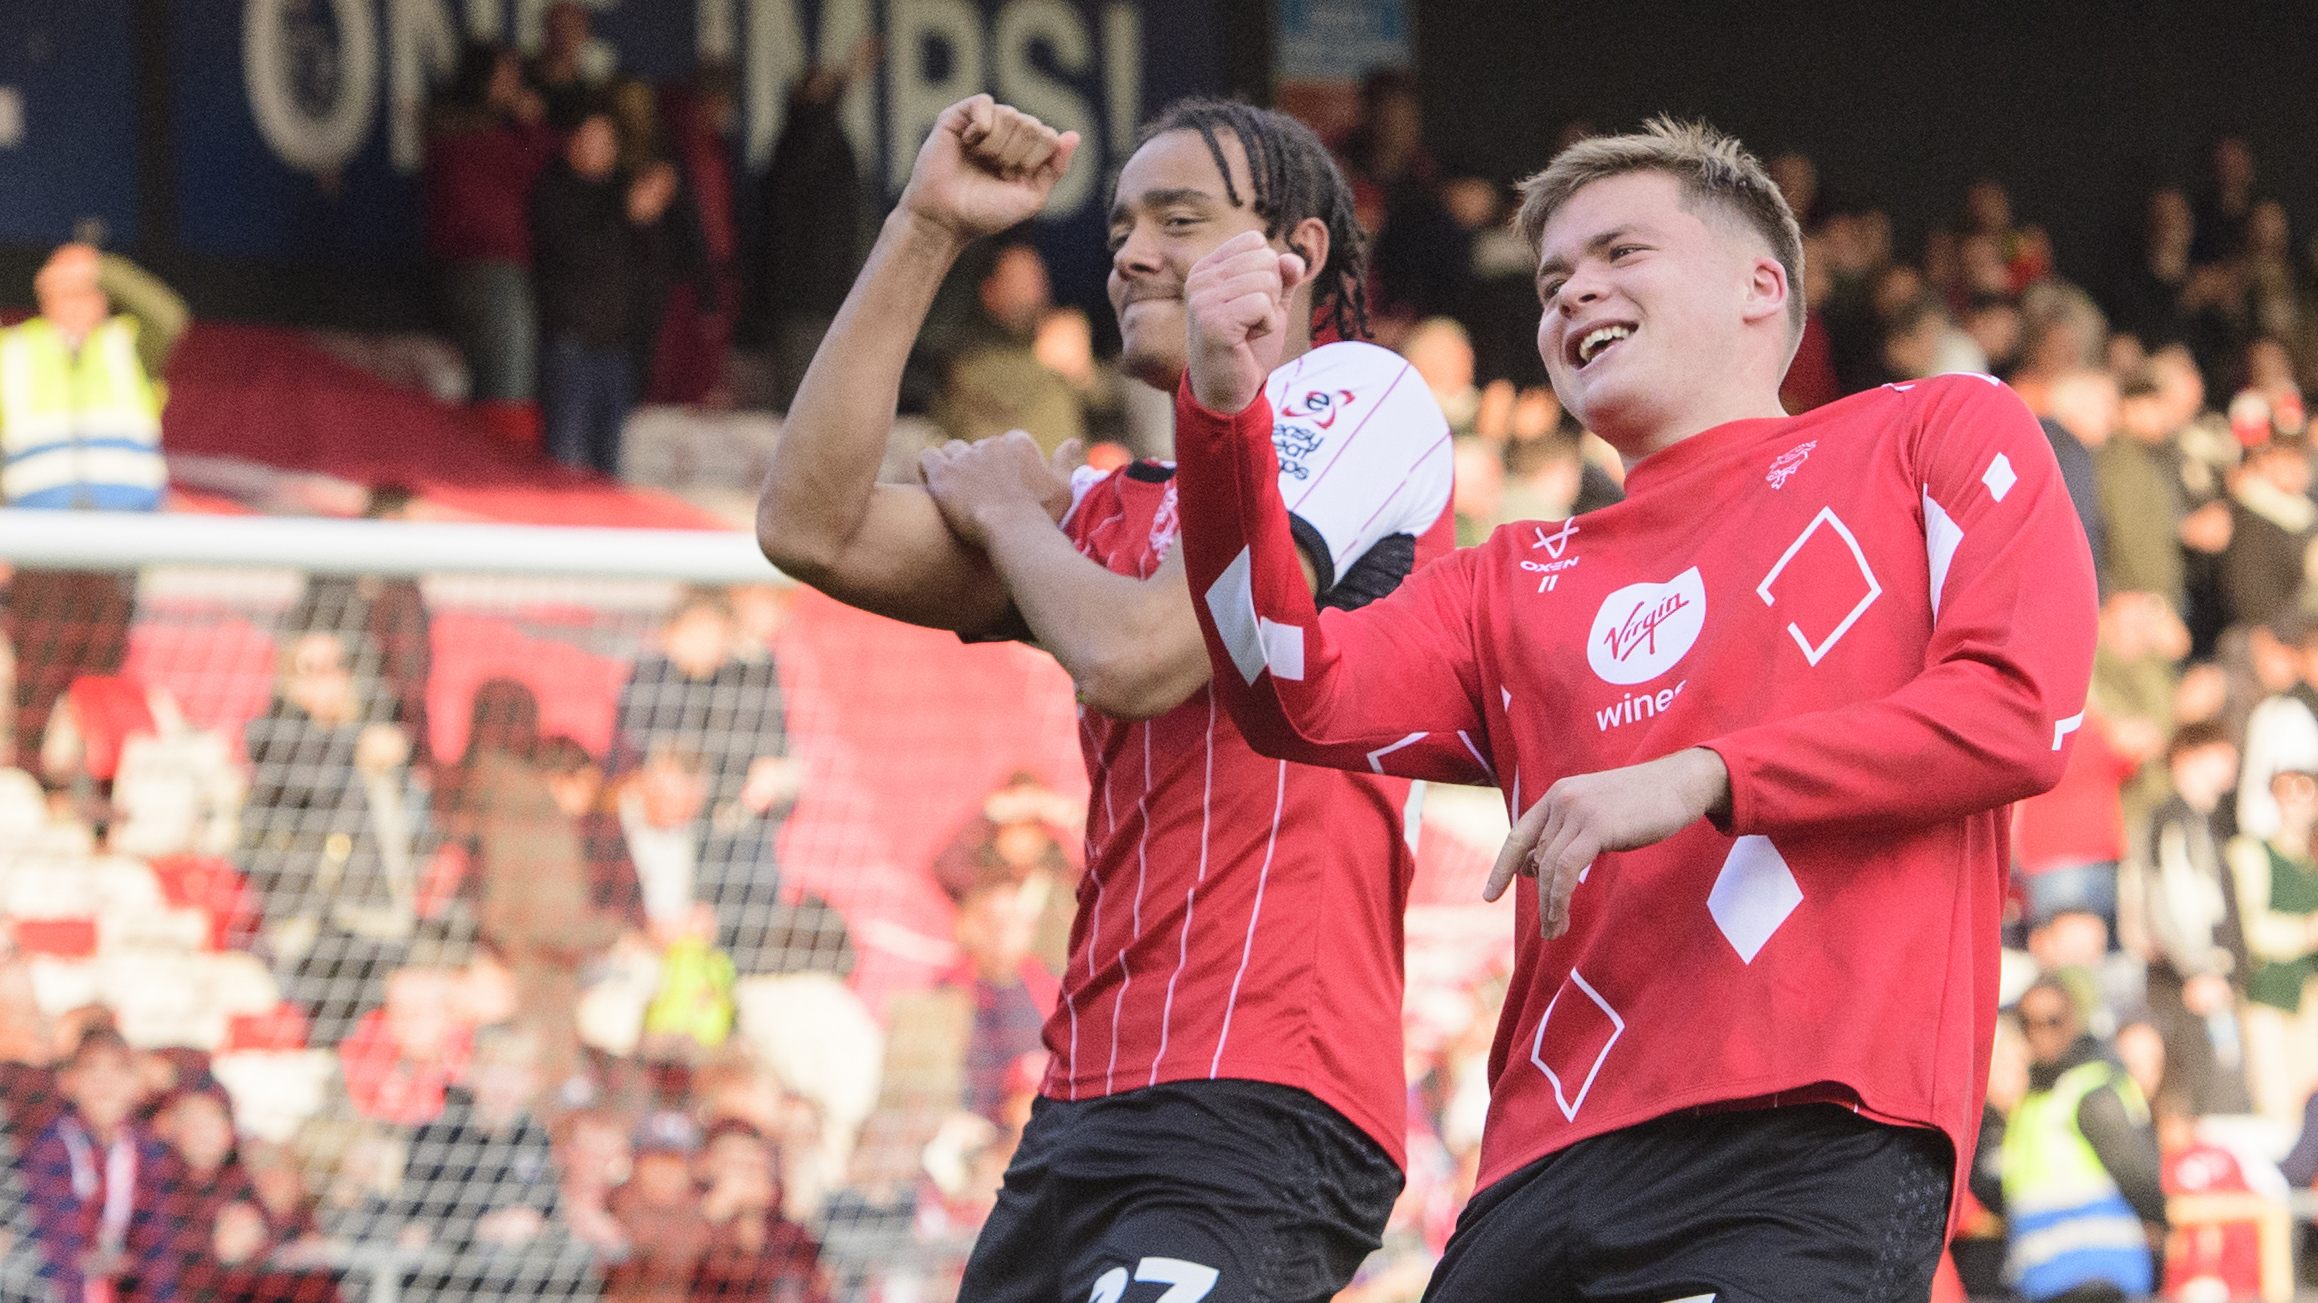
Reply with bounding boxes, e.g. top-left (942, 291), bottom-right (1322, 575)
top-left (1273, 0), bottom-right (1408, 143)
top-left (0, 0), bottom-right (143, 247)
top-left (165, 0), bottom-right (1224, 296)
